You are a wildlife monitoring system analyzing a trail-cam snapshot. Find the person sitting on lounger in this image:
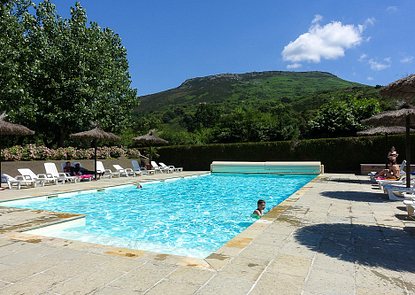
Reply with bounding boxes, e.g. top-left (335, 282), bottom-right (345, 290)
top-left (63, 161), bottom-right (74, 175)
top-left (252, 199), bottom-right (266, 217)
top-left (372, 158), bottom-right (400, 180)
top-left (73, 163), bottom-right (94, 176)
